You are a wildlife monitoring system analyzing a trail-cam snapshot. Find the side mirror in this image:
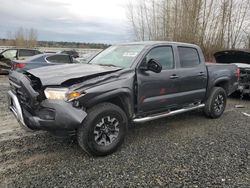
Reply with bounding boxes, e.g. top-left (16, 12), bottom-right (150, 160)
top-left (141, 59), bottom-right (162, 73)
top-left (0, 54), bottom-right (4, 59)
